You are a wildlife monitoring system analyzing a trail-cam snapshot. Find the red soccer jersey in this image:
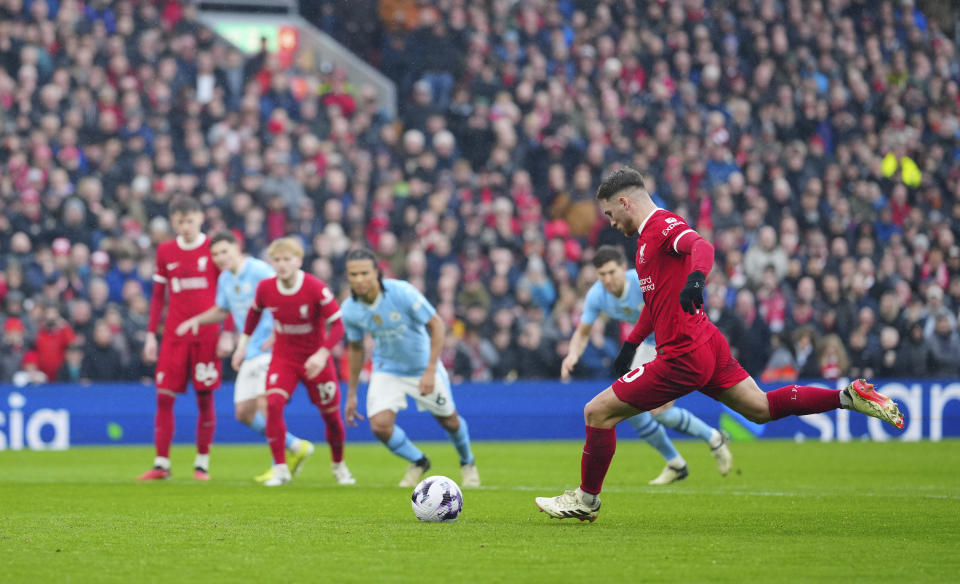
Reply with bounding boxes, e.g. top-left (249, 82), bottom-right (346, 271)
top-left (634, 209), bottom-right (716, 359)
top-left (248, 271), bottom-right (342, 363)
top-left (150, 234), bottom-right (219, 341)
